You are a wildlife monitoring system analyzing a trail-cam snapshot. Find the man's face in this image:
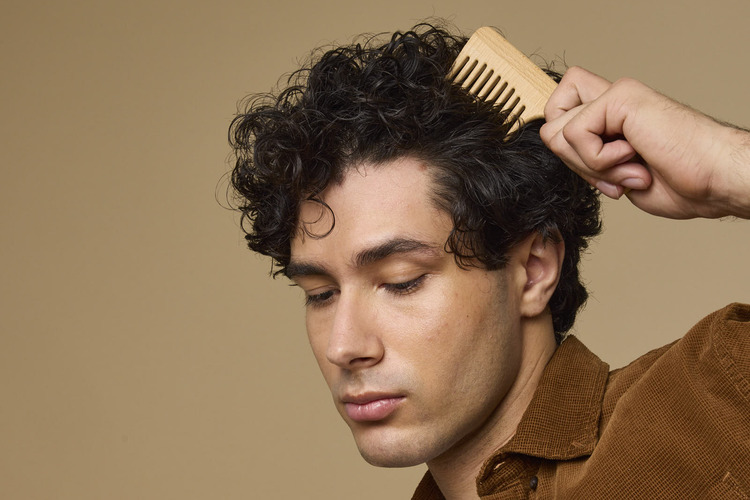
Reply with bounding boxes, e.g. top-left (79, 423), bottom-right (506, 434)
top-left (288, 157), bottom-right (526, 467)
